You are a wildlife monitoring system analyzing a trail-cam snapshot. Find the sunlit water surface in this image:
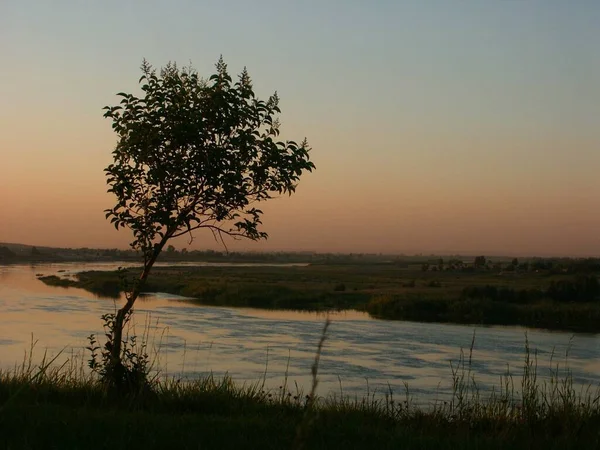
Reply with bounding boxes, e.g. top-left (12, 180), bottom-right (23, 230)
top-left (2, 263), bottom-right (600, 405)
